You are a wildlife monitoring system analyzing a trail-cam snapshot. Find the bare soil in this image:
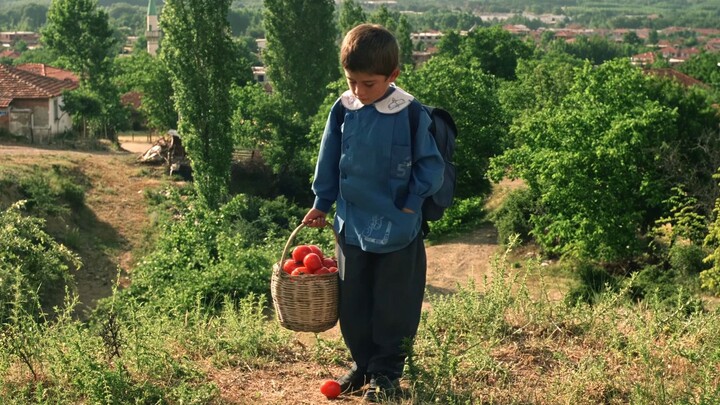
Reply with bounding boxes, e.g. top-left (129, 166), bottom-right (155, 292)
top-left (0, 139), bottom-right (565, 404)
